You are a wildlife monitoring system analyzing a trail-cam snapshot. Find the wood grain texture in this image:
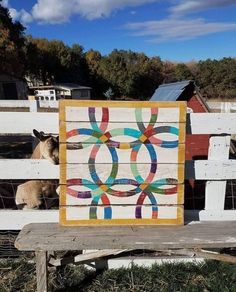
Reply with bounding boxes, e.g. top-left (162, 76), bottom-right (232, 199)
top-left (60, 121), bottom-right (185, 143)
top-left (59, 100), bottom-right (187, 122)
top-left (205, 136), bottom-right (230, 213)
top-left (60, 144), bottom-right (185, 164)
top-left (35, 251), bottom-right (48, 292)
top-left (190, 160), bottom-right (236, 179)
top-left (59, 206), bottom-right (183, 226)
top-left (64, 109), bottom-right (183, 122)
top-left (60, 163), bottom-right (185, 184)
top-left (3, 159), bottom-right (236, 181)
top-left (0, 210), bottom-right (59, 230)
top-left (49, 249), bottom-right (129, 266)
top-left (0, 100), bottom-right (58, 110)
top-left (0, 159), bottom-right (59, 179)
top-left (0, 112), bottom-right (58, 133)
top-left (189, 113), bottom-right (236, 134)
top-left (59, 184), bottom-right (184, 206)
top-left (15, 221), bottom-right (236, 251)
